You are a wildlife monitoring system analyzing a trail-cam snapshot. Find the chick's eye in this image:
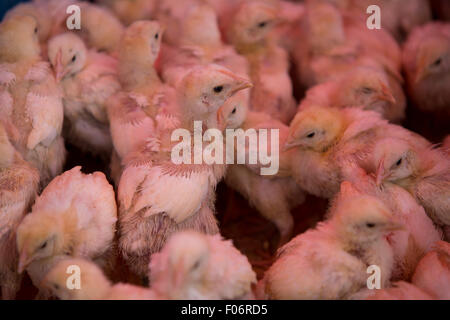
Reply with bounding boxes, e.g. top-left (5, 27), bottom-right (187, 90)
top-left (34, 27), bottom-right (38, 34)
top-left (53, 284), bottom-right (60, 290)
top-left (432, 58), bottom-right (442, 67)
top-left (213, 85), bottom-right (223, 93)
top-left (362, 87), bottom-right (374, 94)
top-left (71, 55), bottom-right (76, 63)
top-left (306, 132), bottom-right (315, 138)
top-left (231, 107), bottom-right (237, 114)
top-left (395, 158), bottom-right (402, 166)
top-left (366, 223), bottom-right (375, 228)
top-left (191, 260), bottom-right (201, 271)
top-left (154, 33), bottom-right (159, 40)
top-left (258, 21), bottom-right (268, 28)
top-left (39, 241), bottom-right (47, 250)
